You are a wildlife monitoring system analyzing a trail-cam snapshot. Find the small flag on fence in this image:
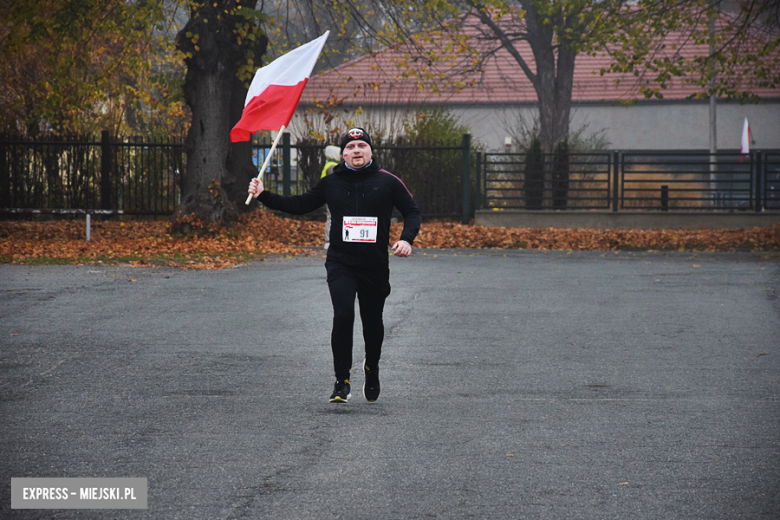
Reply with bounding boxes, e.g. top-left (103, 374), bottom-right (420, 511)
top-left (230, 32), bottom-right (329, 142)
top-left (740, 117), bottom-right (751, 157)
